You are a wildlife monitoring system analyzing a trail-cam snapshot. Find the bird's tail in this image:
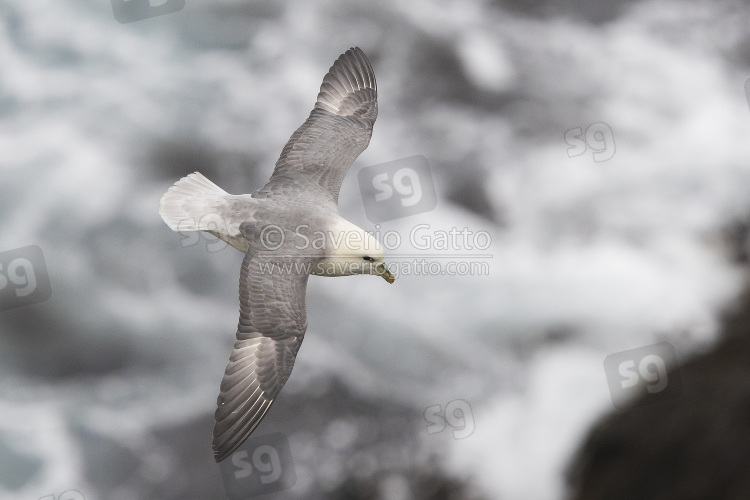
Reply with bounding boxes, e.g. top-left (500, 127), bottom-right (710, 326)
top-left (158, 172), bottom-right (253, 253)
top-left (158, 172), bottom-right (231, 231)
